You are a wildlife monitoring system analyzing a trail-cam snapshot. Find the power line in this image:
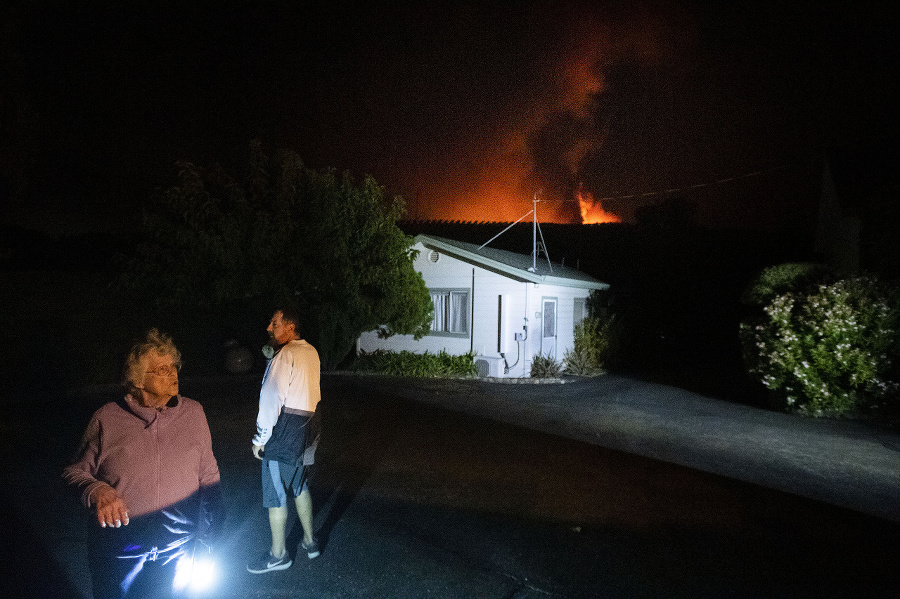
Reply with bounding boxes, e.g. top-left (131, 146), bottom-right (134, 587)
top-left (540, 161), bottom-right (809, 204)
